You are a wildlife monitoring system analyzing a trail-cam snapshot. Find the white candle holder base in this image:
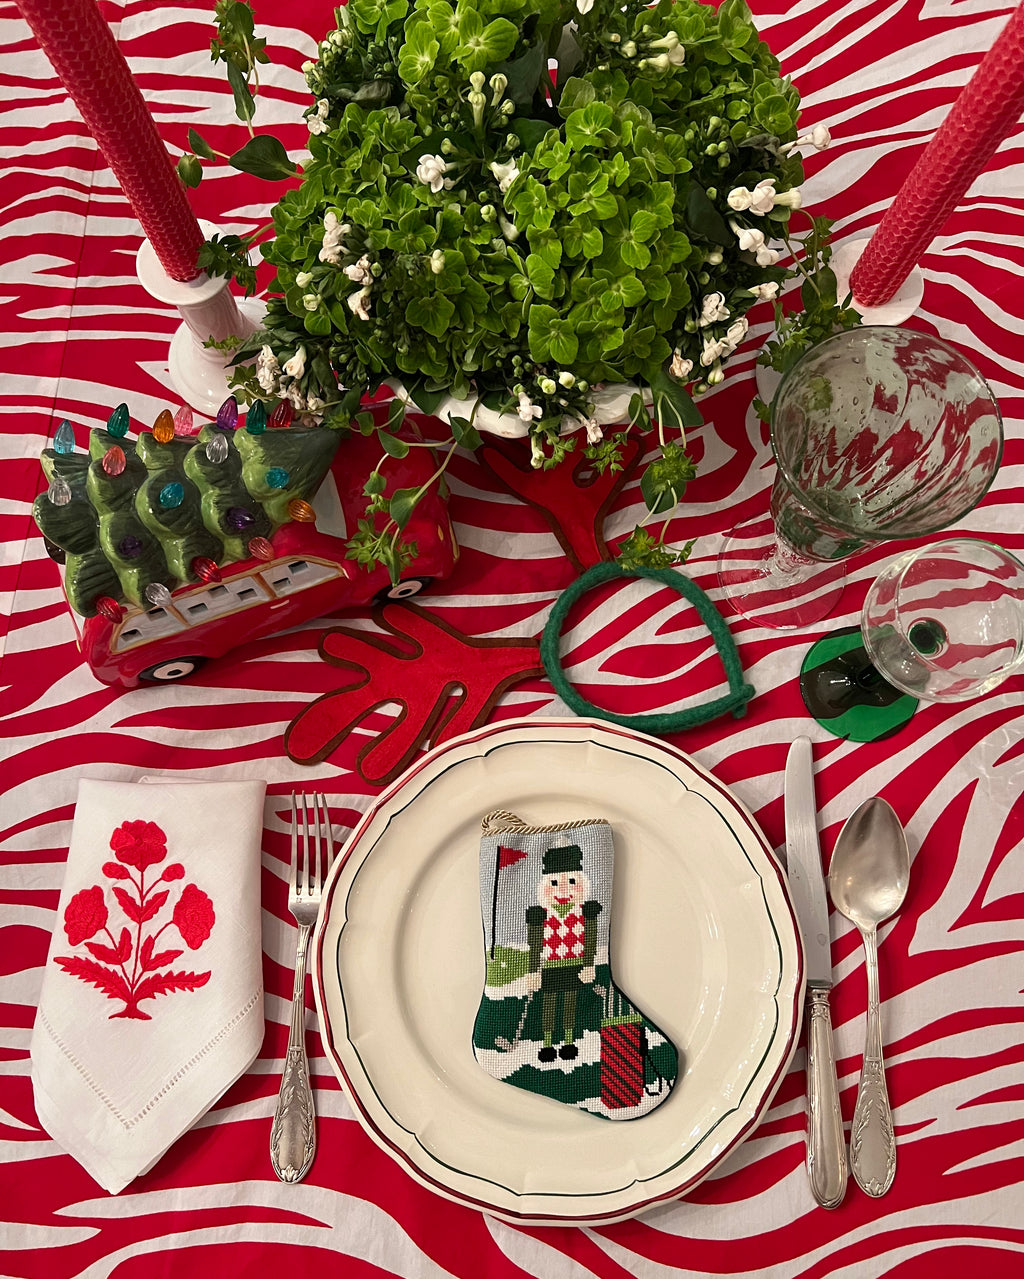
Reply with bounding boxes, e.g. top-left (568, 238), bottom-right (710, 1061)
top-left (831, 234), bottom-right (925, 325)
top-left (754, 234), bottom-right (926, 405)
top-left (137, 221), bottom-right (266, 415)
